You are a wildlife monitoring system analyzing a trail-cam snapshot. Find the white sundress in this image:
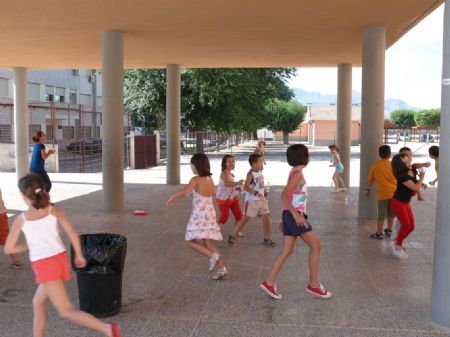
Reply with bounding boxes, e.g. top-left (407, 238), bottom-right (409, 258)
top-left (185, 189), bottom-right (223, 241)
